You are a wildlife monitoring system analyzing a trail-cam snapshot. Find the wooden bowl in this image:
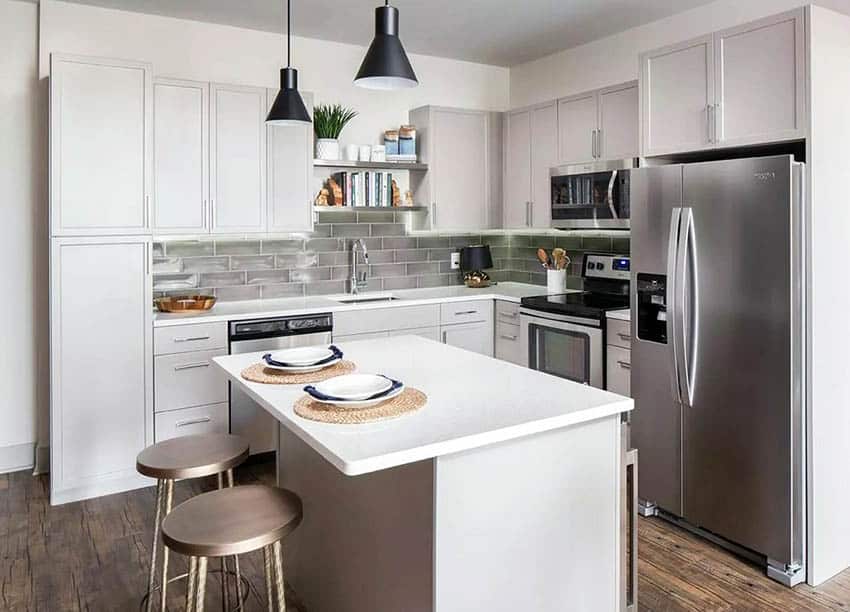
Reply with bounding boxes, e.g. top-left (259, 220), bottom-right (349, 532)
top-left (154, 295), bottom-right (217, 313)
